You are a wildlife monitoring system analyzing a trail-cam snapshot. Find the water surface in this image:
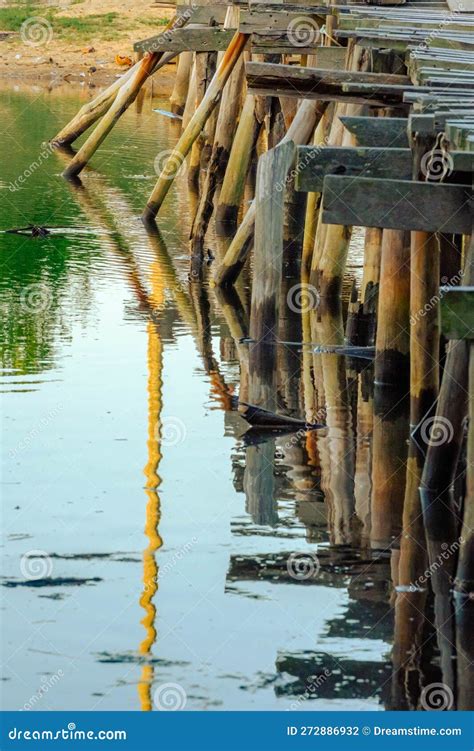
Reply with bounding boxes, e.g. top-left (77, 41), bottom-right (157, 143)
top-left (1, 83), bottom-right (406, 712)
